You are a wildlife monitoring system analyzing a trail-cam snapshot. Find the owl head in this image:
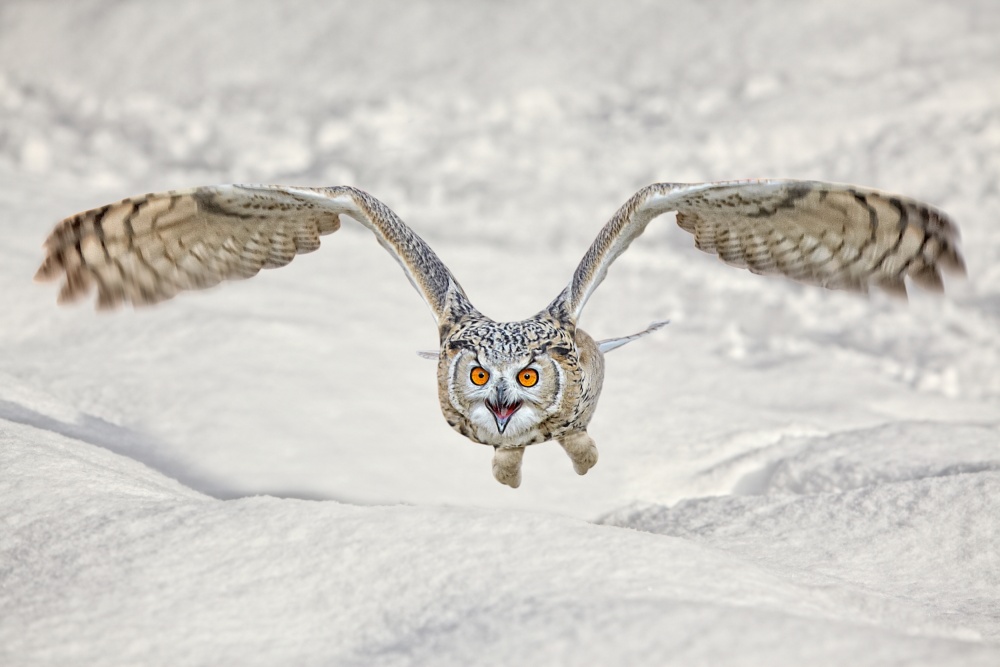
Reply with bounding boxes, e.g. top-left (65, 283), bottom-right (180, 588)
top-left (436, 317), bottom-right (579, 448)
